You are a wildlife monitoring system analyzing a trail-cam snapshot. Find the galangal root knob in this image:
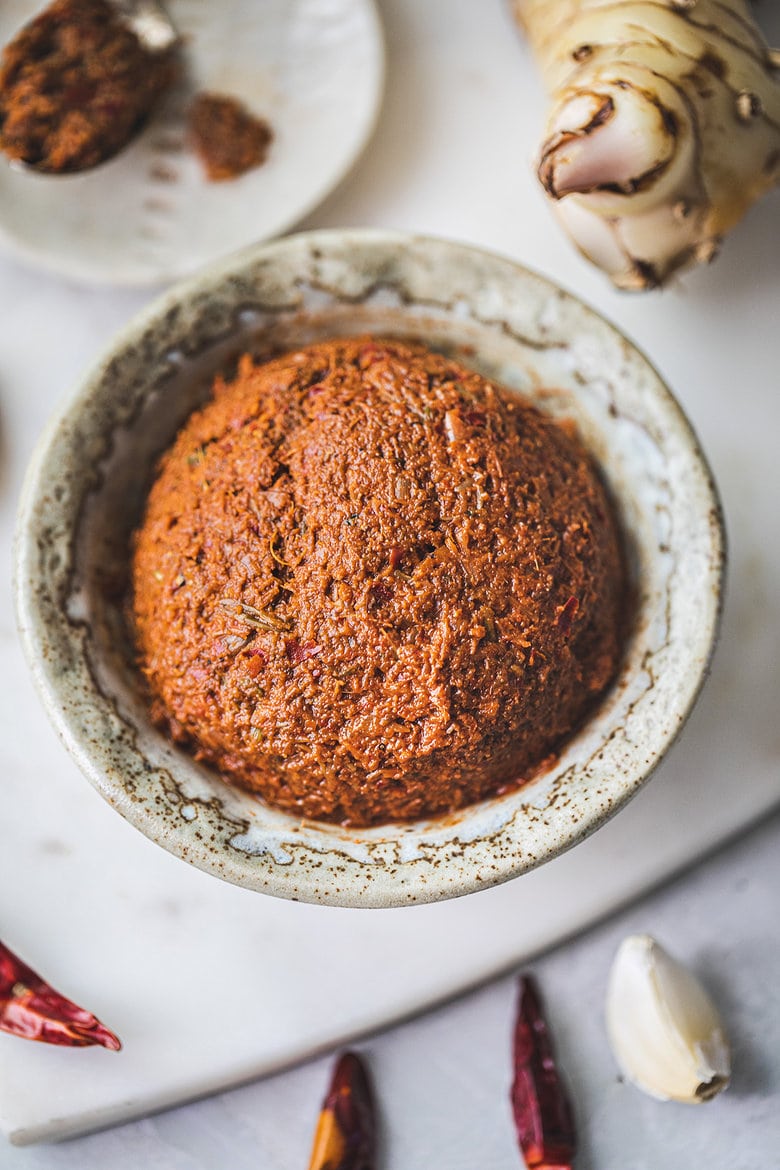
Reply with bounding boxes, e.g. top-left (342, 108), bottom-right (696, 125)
top-left (514, 0), bottom-right (780, 289)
